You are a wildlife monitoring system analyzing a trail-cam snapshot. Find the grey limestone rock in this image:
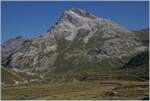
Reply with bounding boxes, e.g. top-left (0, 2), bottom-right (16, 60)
top-left (2, 8), bottom-right (148, 76)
